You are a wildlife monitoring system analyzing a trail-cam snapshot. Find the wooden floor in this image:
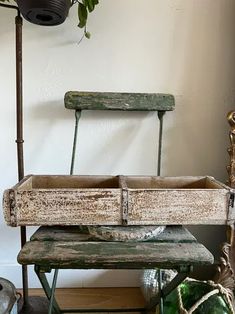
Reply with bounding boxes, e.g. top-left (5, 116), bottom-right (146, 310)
top-left (24, 287), bottom-right (146, 312)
